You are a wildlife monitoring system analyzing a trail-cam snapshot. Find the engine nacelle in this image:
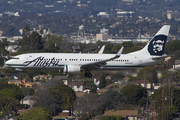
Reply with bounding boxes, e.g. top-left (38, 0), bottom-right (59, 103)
top-left (63, 65), bottom-right (81, 73)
